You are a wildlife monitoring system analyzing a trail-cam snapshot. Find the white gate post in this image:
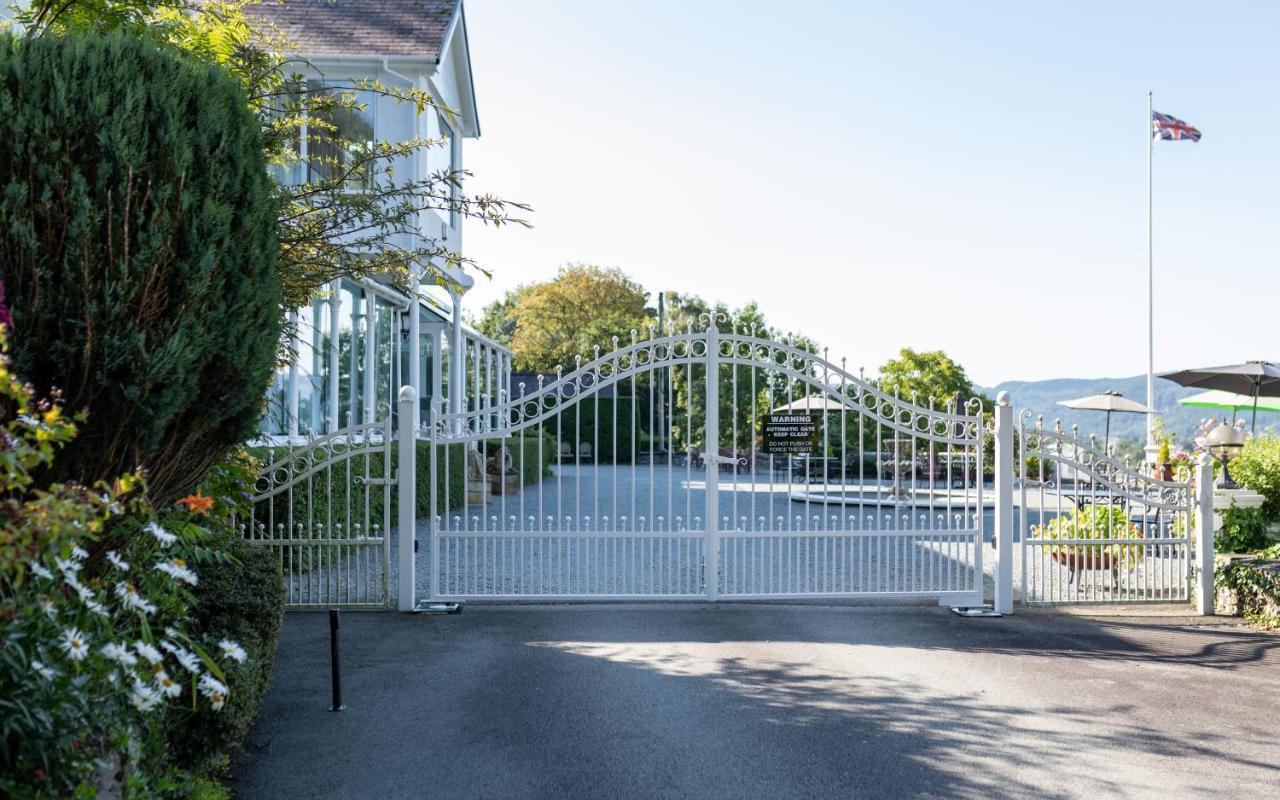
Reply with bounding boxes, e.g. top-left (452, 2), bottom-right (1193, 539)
top-left (994, 392), bottom-right (1014, 614)
top-left (1195, 453), bottom-right (1215, 615)
top-left (704, 321), bottom-right (720, 601)
top-left (397, 385), bottom-right (418, 612)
